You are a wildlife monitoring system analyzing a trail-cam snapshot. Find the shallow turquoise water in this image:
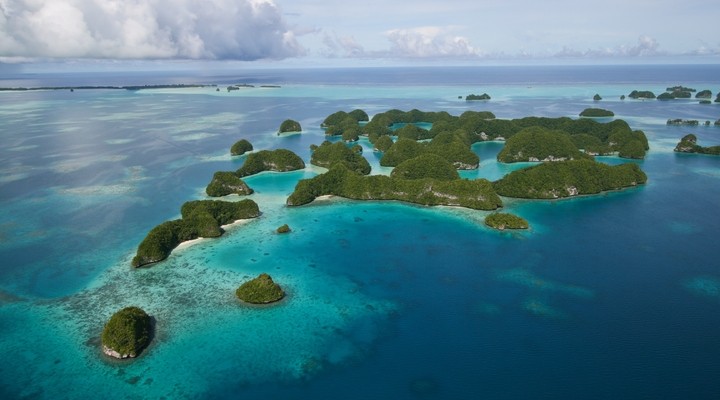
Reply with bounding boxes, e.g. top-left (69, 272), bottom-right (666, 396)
top-left (1, 65), bottom-right (720, 399)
